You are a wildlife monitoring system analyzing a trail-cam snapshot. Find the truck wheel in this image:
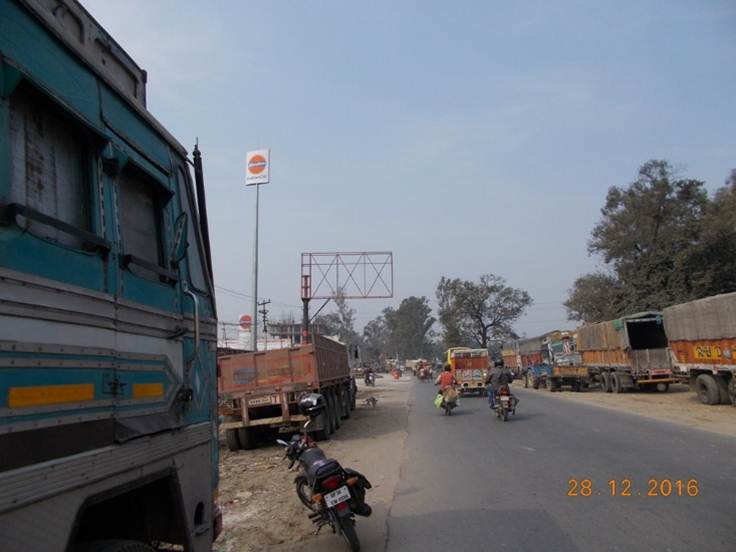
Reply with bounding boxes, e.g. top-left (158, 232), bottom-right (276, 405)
top-left (76, 540), bottom-right (156, 552)
top-left (532, 377), bottom-right (540, 390)
top-left (695, 374), bottom-right (720, 405)
top-left (237, 428), bottom-right (255, 450)
top-left (545, 378), bottom-right (552, 391)
top-left (350, 384), bottom-right (357, 410)
top-left (656, 382), bottom-right (669, 393)
top-left (601, 372), bottom-right (611, 393)
top-left (611, 372), bottom-right (623, 394)
top-left (715, 376), bottom-right (730, 404)
top-left (330, 392), bottom-right (341, 430)
top-left (341, 386), bottom-right (352, 419)
top-left (225, 429), bottom-right (241, 451)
